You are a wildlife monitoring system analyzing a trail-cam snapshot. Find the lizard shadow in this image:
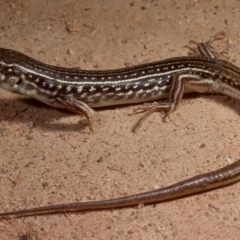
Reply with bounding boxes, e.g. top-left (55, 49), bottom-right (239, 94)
top-left (0, 93), bottom-right (240, 132)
